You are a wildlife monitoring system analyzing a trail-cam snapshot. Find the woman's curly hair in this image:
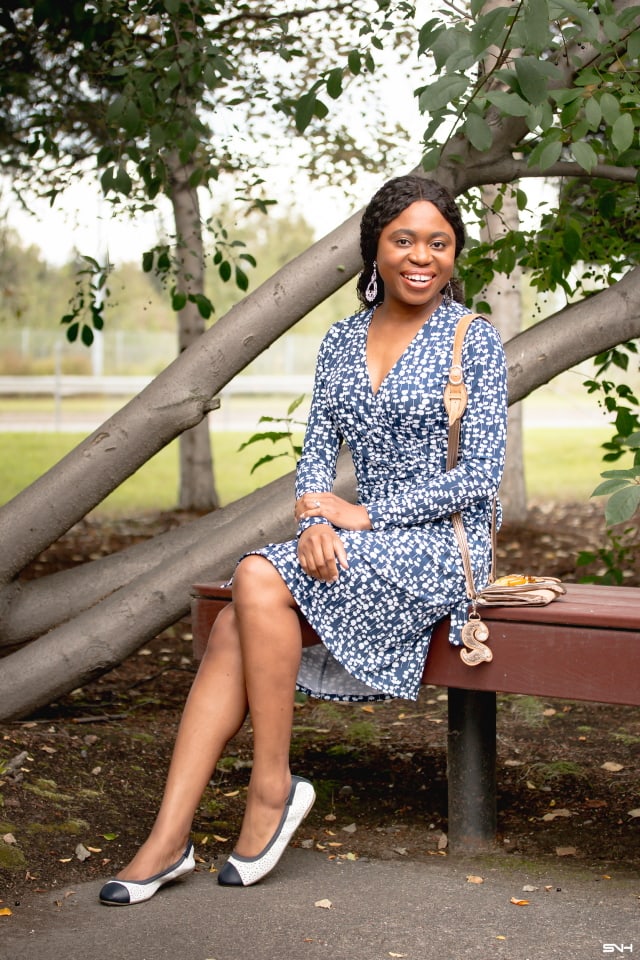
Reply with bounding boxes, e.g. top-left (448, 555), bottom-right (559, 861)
top-left (356, 175), bottom-right (466, 308)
